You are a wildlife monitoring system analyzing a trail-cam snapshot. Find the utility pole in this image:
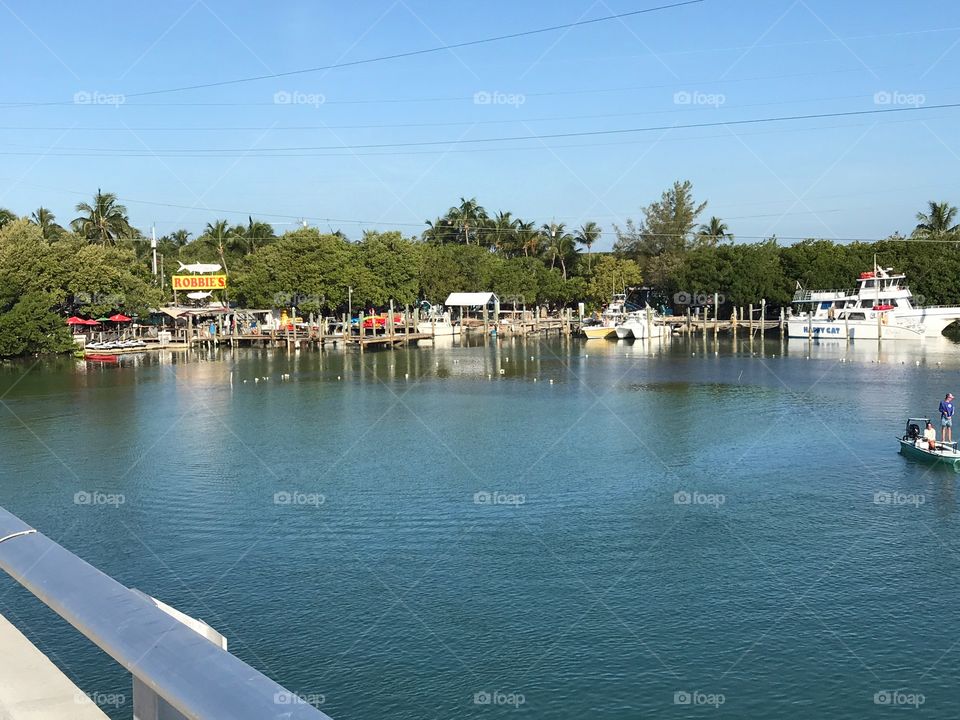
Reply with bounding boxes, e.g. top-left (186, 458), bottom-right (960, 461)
top-left (151, 225), bottom-right (158, 277)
